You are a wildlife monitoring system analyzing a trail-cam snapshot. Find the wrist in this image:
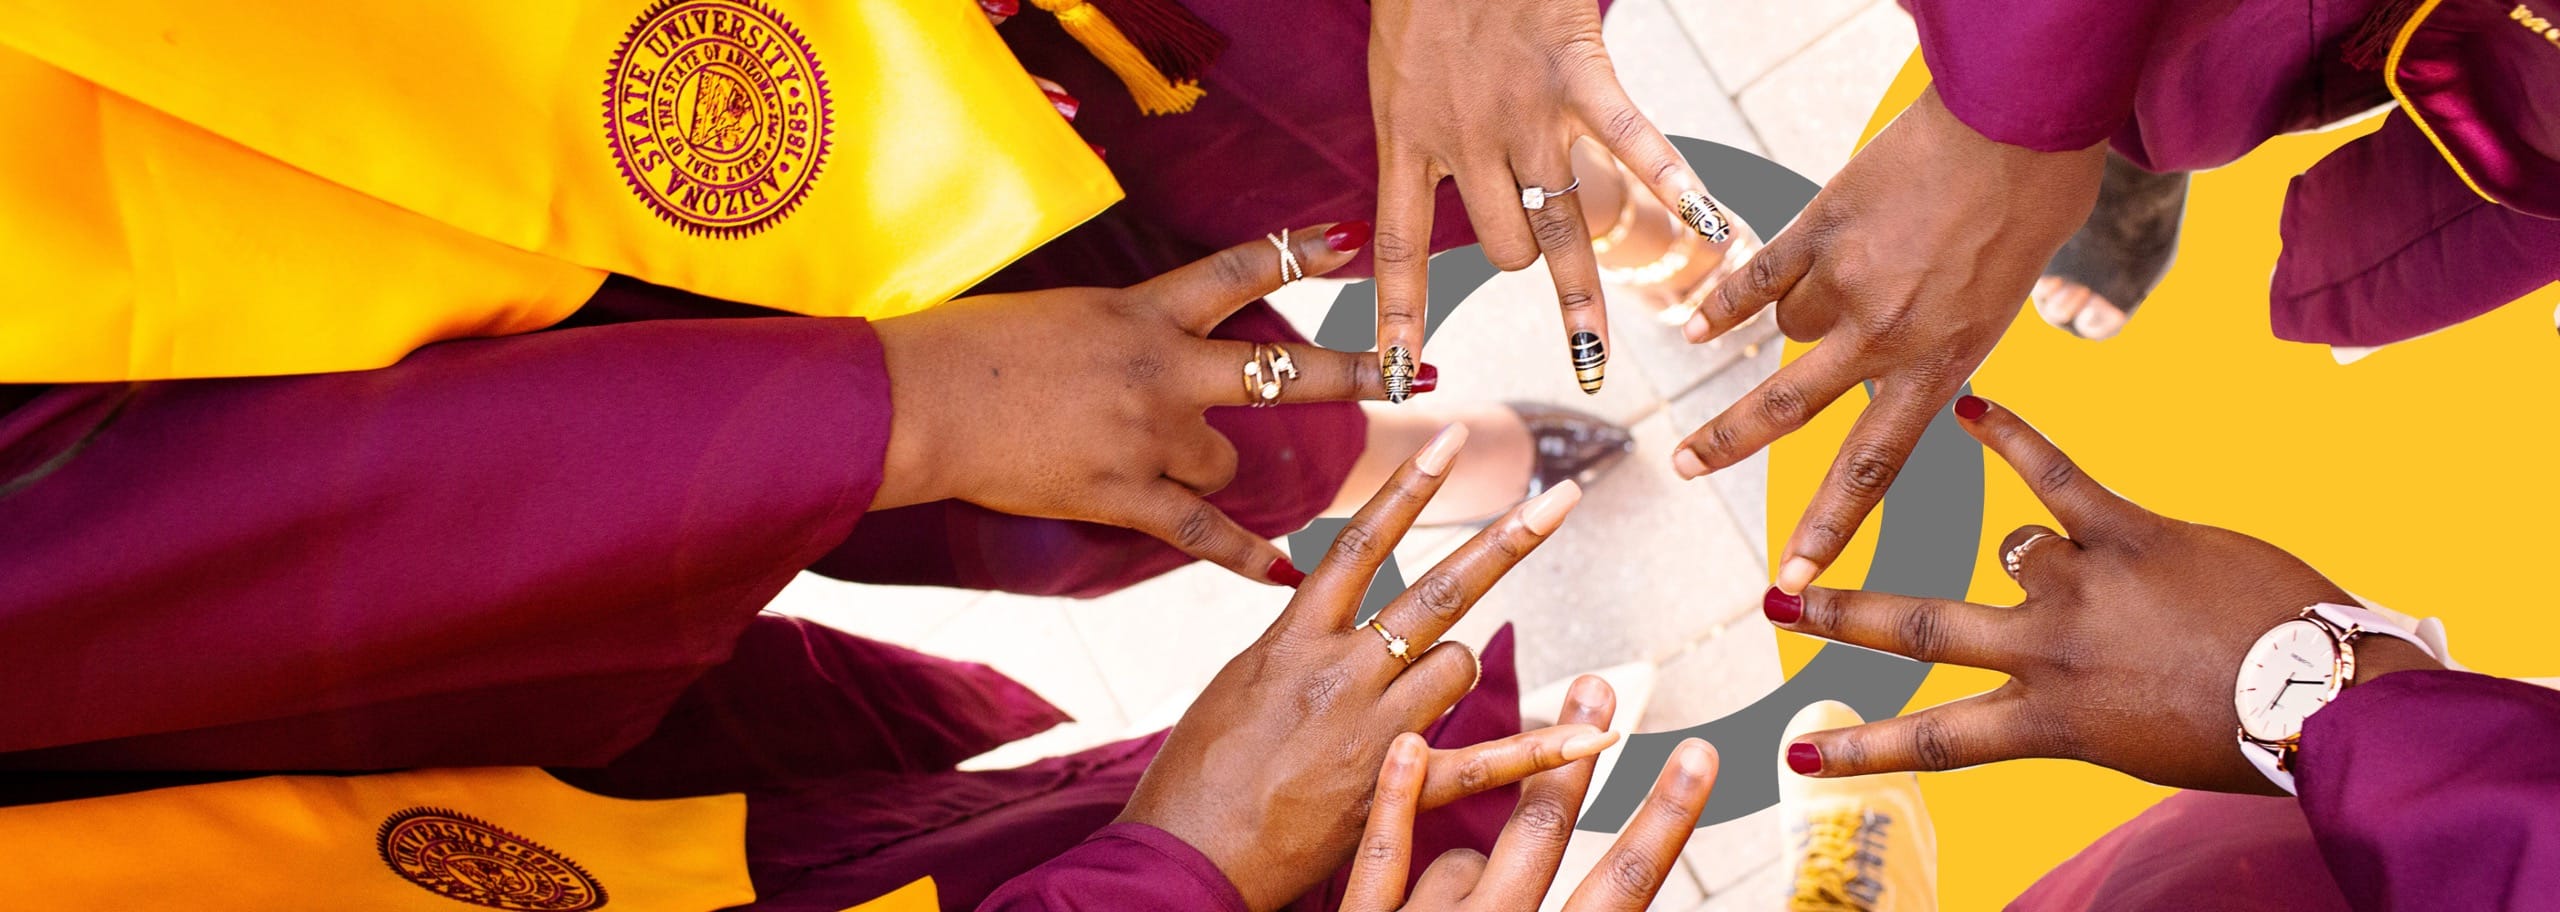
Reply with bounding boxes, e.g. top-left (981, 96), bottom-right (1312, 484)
top-left (2351, 636), bottom-right (2442, 686)
top-left (869, 314), bottom-right (958, 510)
